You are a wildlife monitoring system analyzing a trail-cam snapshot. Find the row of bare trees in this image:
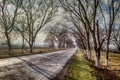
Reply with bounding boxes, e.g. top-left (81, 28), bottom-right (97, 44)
top-left (0, 0), bottom-right (119, 68)
top-left (44, 24), bottom-right (74, 49)
top-left (0, 0), bottom-right (23, 54)
top-left (0, 0), bottom-right (57, 54)
top-left (59, 0), bottom-right (120, 68)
